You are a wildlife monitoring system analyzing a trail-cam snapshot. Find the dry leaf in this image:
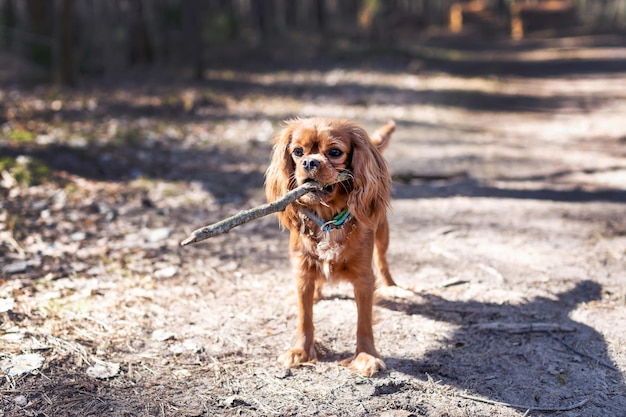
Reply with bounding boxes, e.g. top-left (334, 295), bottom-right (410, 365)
top-left (0, 297), bottom-right (15, 313)
top-left (1, 353), bottom-right (44, 376)
top-left (86, 361), bottom-right (120, 379)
